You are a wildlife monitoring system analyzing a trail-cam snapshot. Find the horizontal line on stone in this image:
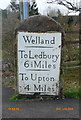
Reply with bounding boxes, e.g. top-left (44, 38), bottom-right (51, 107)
top-left (26, 69), bottom-right (50, 71)
top-left (25, 46), bottom-right (53, 48)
